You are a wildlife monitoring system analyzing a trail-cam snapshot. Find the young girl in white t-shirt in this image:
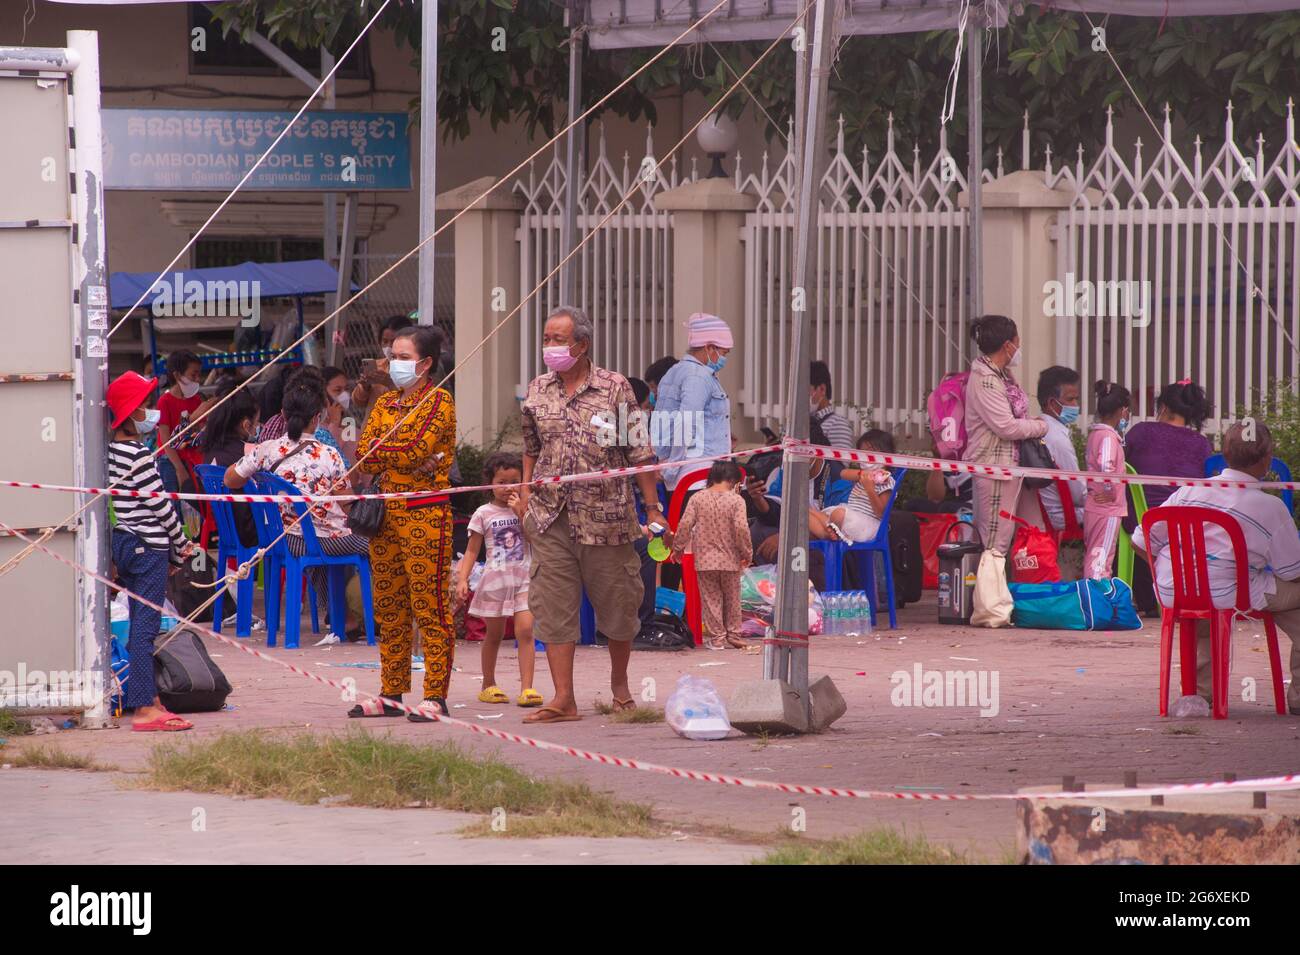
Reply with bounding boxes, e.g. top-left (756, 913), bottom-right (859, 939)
top-left (455, 453), bottom-right (542, 707)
